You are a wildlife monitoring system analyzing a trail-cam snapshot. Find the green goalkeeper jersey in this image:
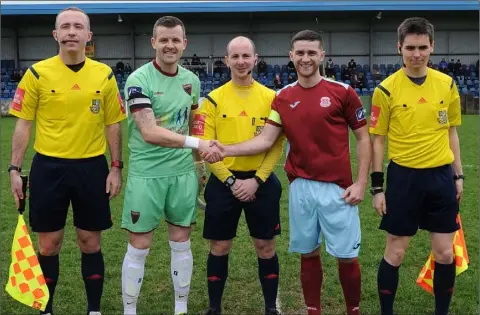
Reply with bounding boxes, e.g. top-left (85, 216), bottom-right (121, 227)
top-left (124, 61), bottom-right (201, 177)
